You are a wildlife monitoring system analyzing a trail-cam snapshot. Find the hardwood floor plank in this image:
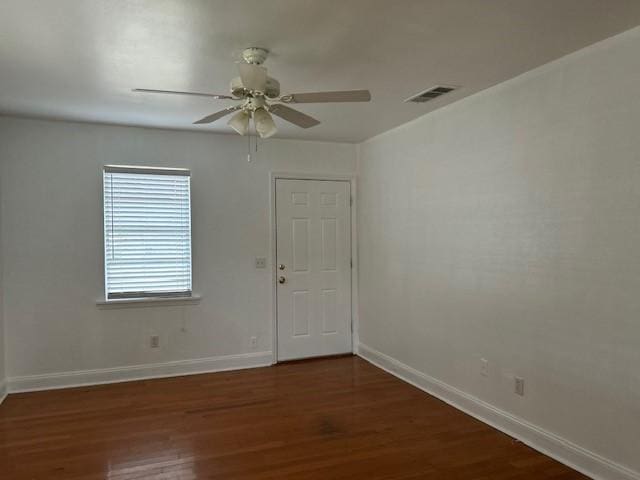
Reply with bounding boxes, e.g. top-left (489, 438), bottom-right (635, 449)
top-left (0, 357), bottom-right (588, 479)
